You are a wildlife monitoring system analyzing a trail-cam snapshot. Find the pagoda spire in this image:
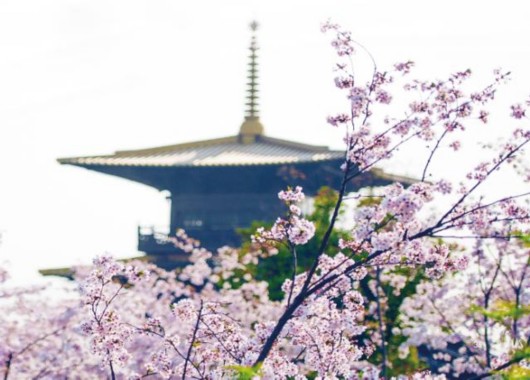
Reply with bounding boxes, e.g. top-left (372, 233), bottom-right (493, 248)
top-left (246, 20), bottom-right (259, 119)
top-left (239, 20), bottom-right (264, 141)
